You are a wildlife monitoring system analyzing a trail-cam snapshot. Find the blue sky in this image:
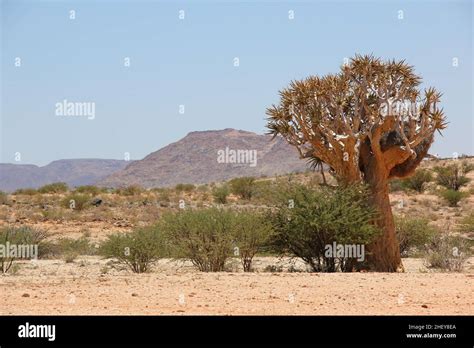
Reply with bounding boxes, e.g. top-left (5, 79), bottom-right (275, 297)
top-left (1, 0), bottom-right (472, 165)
